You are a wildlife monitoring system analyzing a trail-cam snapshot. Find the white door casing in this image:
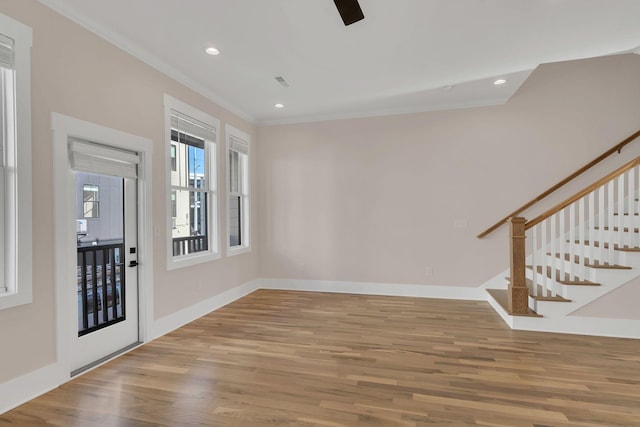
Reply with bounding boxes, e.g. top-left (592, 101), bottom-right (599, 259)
top-left (51, 113), bottom-right (153, 377)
